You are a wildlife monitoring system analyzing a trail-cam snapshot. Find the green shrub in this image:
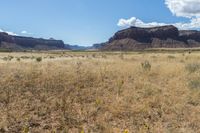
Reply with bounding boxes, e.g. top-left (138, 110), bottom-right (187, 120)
top-left (21, 56), bottom-right (30, 59)
top-left (185, 63), bottom-right (200, 73)
top-left (141, 60), bottom-right (151, 71)
top-left (180, 59), bottom-right (185, 63)
top-left (16, 58), bottom-right (20, 62)
top-left (31, 56), bottom-right (35, 59)
top-left (49, 56), bottom-right (55, 59)
top-left (36, 57), bottom-right (42, 62)
top-left (102, 54), bottom-right (107, 59)
top-left (8, 56), bottom-right (14, 59)
top-left (2, 56), bottom-right (13, 61)
top-left (92, 54), bottom-right (96, 58)
top-left (167, 55), bottom-right (176, 59)
top-left (189, 79), bottom-right (200, 89)
top-left (0, 49), bottom-right (12, 52)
